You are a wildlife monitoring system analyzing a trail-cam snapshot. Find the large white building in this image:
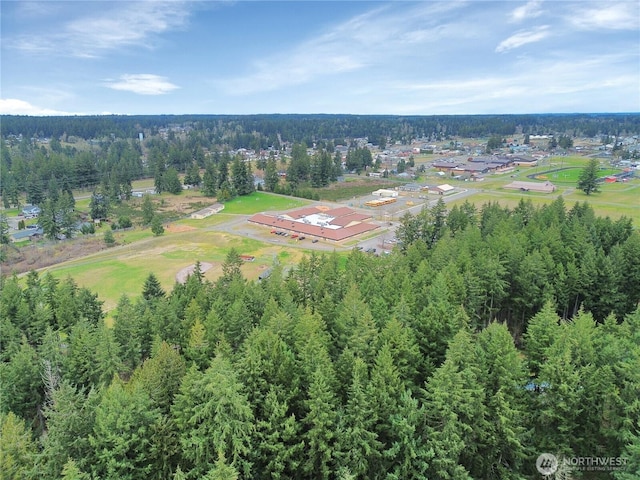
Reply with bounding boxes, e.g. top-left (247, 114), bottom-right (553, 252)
top-left (372, 189), bottom-right (398, 198)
